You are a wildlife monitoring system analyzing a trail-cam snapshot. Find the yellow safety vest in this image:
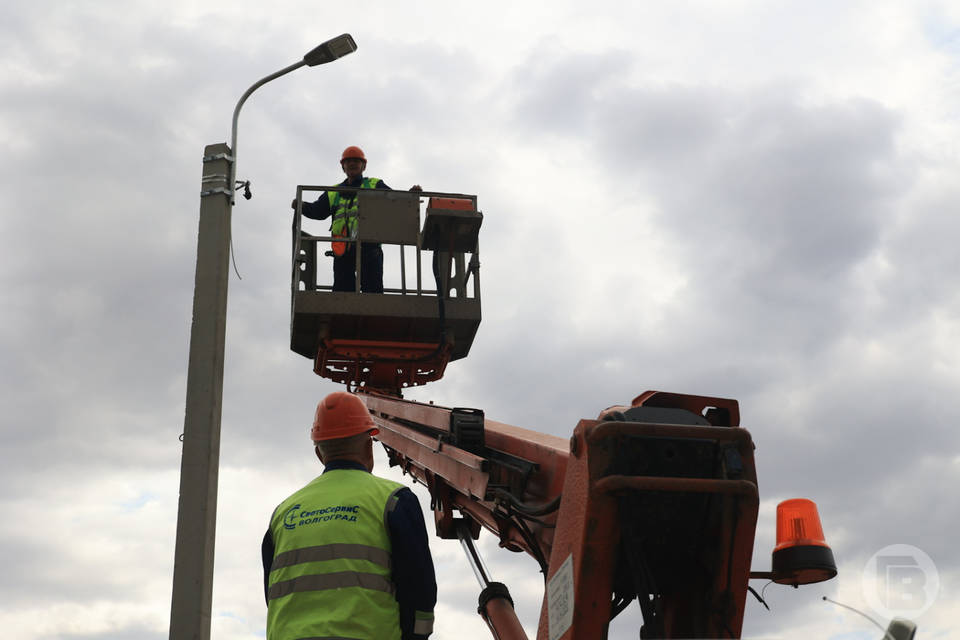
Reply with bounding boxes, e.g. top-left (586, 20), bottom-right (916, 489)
top-left (267, 469), bottom-right (404, 640)
top-left (329, 177), bottom-right (381, 257)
